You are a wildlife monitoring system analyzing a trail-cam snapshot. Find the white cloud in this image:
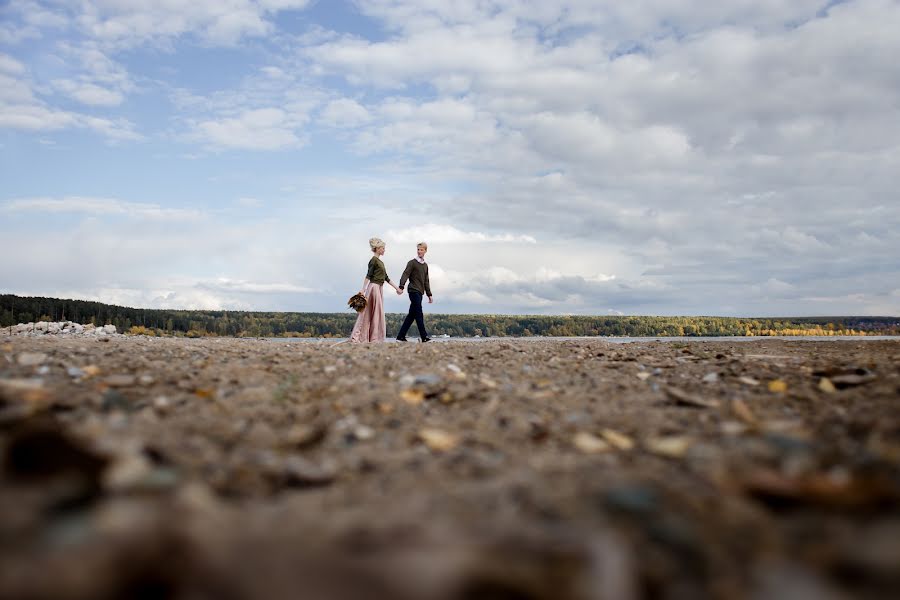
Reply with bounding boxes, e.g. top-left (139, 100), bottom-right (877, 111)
top-left (319, 98), bottom-right (371, 127)
top-left (192, 108), bottom-right (305, 150)
top-left (0, 53), bottom-right (25, 74)
top-left (53, 79), bottom-right (123, 106)
top-left (386, 224), bottom-right (536, 244)
top-left (1, 197), bottom-right (202, 220)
